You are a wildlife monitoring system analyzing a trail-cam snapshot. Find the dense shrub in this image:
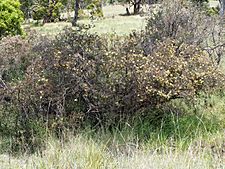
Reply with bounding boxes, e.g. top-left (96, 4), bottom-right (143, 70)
top-left (144, 0), bottom-right (225, 65)
top-left (0, 36), bottom-right (31, 82)
top-left (0, 0), bottom-right (24, 39)
top-left (0, 29), bottom-right (105, 149)
top-left (0, 32), bottom-right (51, 153)
top-left (1, 28), bottom-right (224, 130)
top-left (0, 29), bottom-right (41, 82)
